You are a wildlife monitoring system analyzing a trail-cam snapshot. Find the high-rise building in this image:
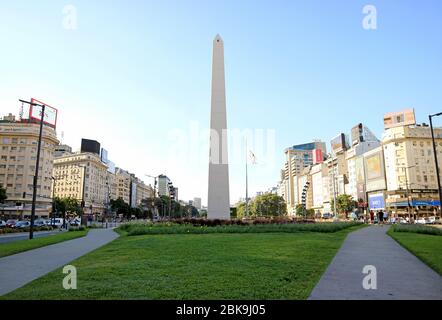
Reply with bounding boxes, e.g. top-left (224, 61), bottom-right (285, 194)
top-left (208, 34), bottom-right (230, 220)
top-left (0, 115), bottom-right (59, 218)
top-left (52, 151), bottom-right (108, 215)
top-left (158, 174), bottom-right (171, 197)
top-left (193, 197), bottom-right (202, 210)
top-left (346, 124), bottom-right (381, 206)
top-left (283, 141), bottom-right (326, 215)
